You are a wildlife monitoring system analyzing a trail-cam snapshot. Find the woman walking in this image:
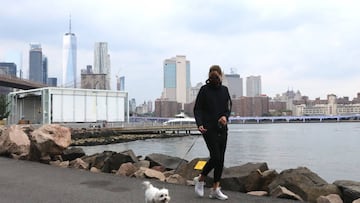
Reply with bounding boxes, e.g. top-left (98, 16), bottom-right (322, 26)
top-left (193, 65), bottom-right (232, 200)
